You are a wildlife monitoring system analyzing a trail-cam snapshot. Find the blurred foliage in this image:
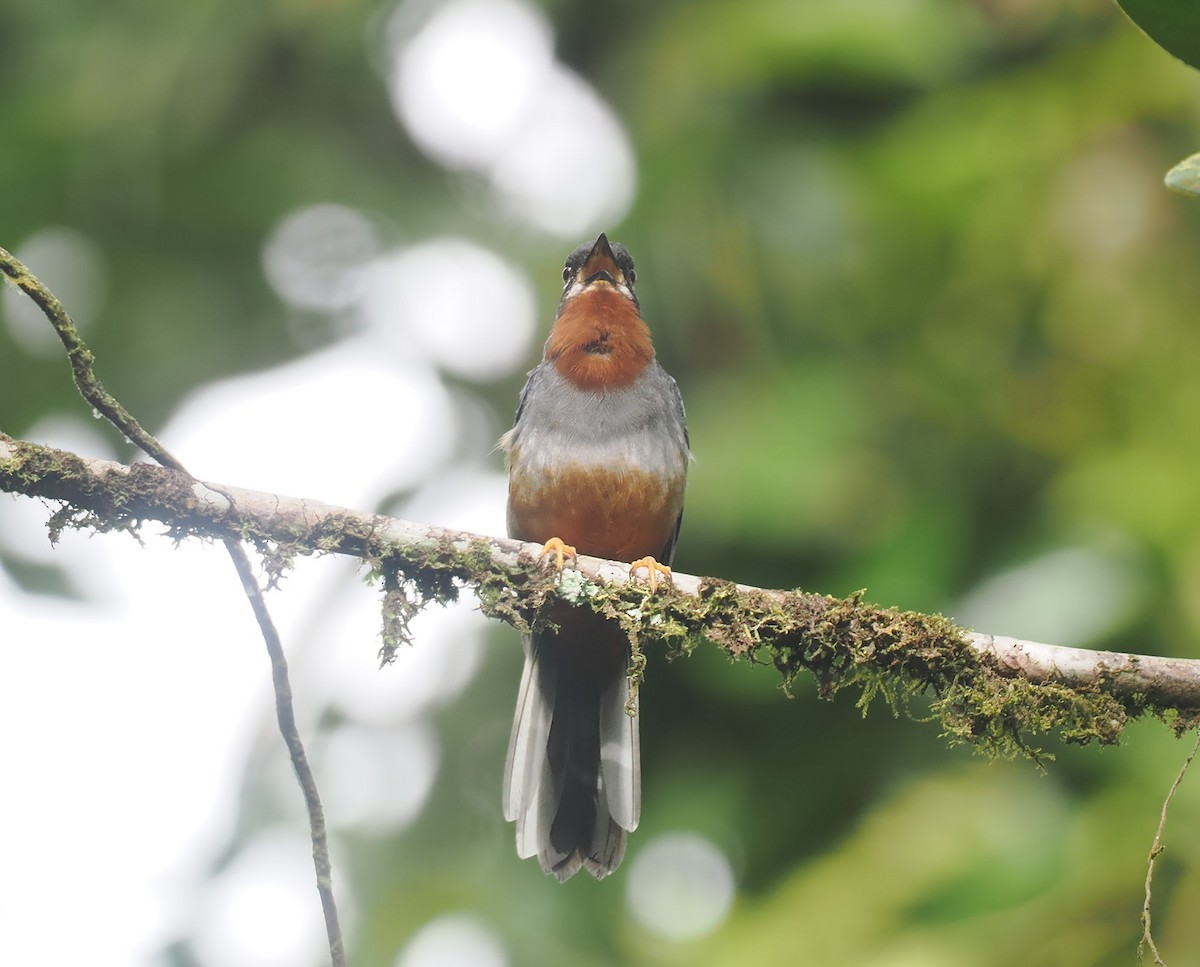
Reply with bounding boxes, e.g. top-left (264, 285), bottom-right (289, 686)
top-left (6, 0), bottom-right (1200, 965)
